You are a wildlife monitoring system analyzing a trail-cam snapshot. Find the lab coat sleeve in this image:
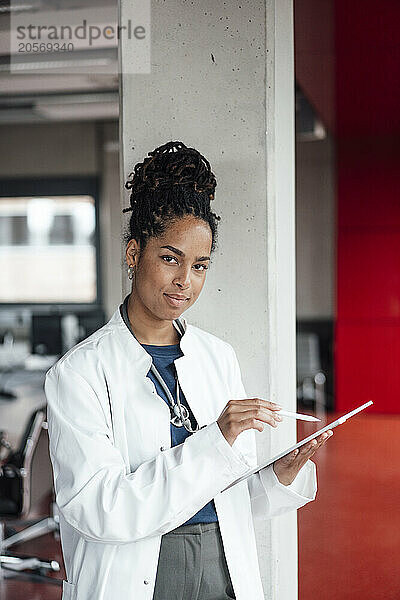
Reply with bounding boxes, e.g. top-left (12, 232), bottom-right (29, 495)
top-left (44, 361), bottom-right (250, 545)
top-left (224, 342), bottom-right (317, 520)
